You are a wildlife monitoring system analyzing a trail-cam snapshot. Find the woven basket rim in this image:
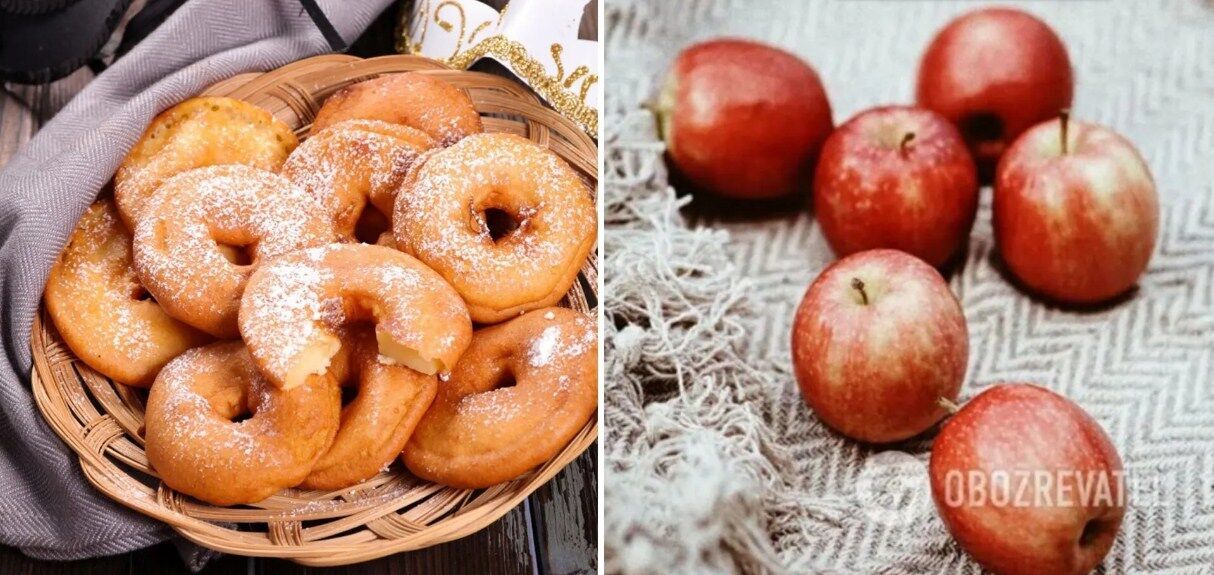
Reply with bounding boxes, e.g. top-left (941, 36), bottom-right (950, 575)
top-left (29, 54), bottom-right (598, 565)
